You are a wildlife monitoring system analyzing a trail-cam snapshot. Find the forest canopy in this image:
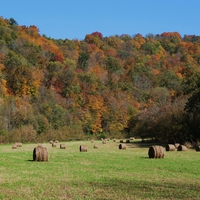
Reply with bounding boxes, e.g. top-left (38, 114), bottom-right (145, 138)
top-left (0, 17), bottom-right (200, 143)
